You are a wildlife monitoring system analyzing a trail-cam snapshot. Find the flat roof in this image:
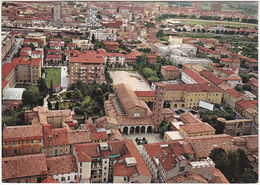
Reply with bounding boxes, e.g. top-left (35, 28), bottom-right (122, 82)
top-left (3, 88), bottom-right (26, 101)
top-left (165, 131), bottom-right (185, 140)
